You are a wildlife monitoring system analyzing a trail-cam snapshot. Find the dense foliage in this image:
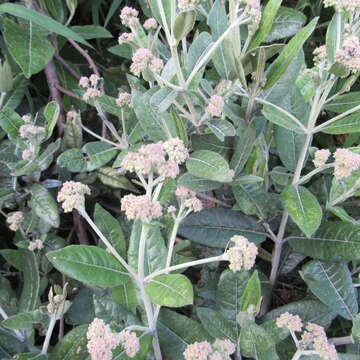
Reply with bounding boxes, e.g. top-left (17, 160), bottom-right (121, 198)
top-left (0, 0), bottom-right (360, 359)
